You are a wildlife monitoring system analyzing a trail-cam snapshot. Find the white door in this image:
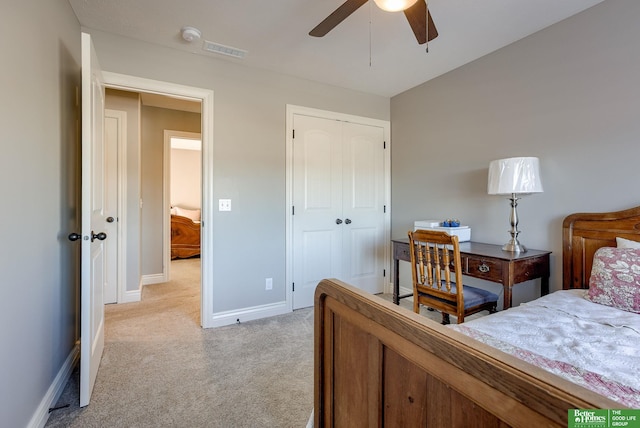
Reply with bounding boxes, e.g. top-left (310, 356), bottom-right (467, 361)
top-left (103, 111), bottom-right (121, 304)
top-left (292, 116), bottom-right (343, 309)
top-left (80, 32), bottom-right (106, 407)
top-left (341, 122), bottom-right (386, 293)
top-left (292, 115), bottom-right (385, 309)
